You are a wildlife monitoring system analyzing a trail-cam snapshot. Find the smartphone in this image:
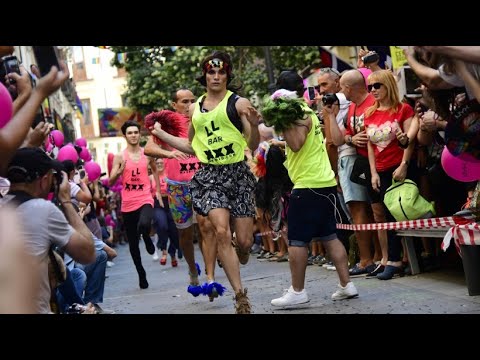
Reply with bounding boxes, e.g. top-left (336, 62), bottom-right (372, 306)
top-left (307, 86), bottom-right (316, 101)
top-left (1, 55), bottom-right (20, 84)
top-left (32, 46), bottom-right (61, 77)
